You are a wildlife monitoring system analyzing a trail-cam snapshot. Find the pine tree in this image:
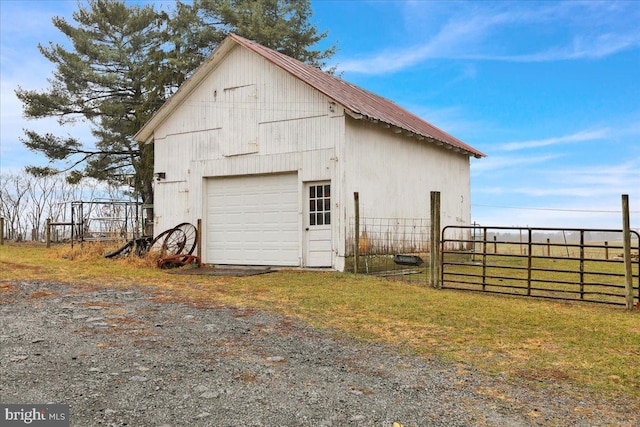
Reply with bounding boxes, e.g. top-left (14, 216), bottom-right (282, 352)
top-left (16, 0), bottom-right (335, 204)
top-left (196, 0), bottom-right (336, 68)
